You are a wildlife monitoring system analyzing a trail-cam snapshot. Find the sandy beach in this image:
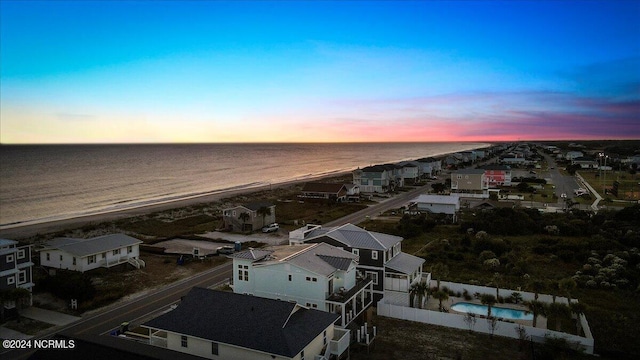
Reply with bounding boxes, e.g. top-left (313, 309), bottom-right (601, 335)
top-left (0, 171), bottom-right (351, 240)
